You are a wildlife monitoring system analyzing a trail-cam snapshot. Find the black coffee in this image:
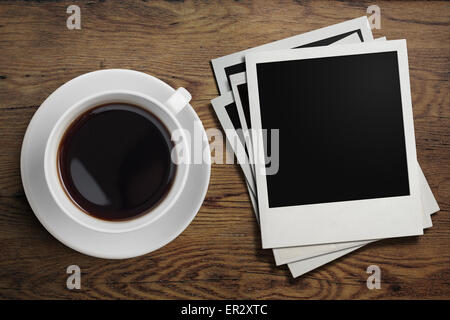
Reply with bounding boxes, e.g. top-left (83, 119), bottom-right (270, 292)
top-left (58, 103), bottom-right (176, 221)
